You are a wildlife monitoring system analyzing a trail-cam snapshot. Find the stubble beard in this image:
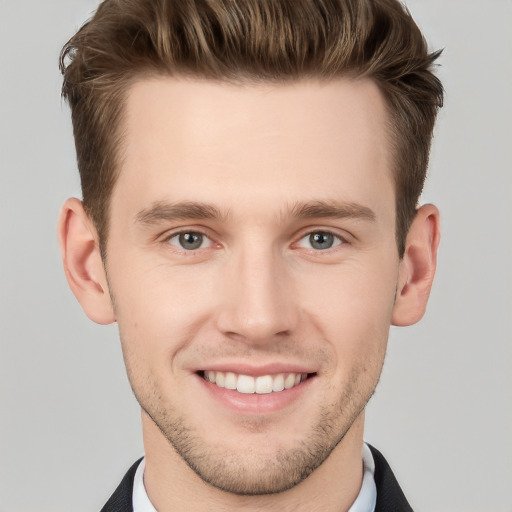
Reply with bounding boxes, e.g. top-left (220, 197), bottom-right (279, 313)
top-left (135, 372), bottom-right (378, 496)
